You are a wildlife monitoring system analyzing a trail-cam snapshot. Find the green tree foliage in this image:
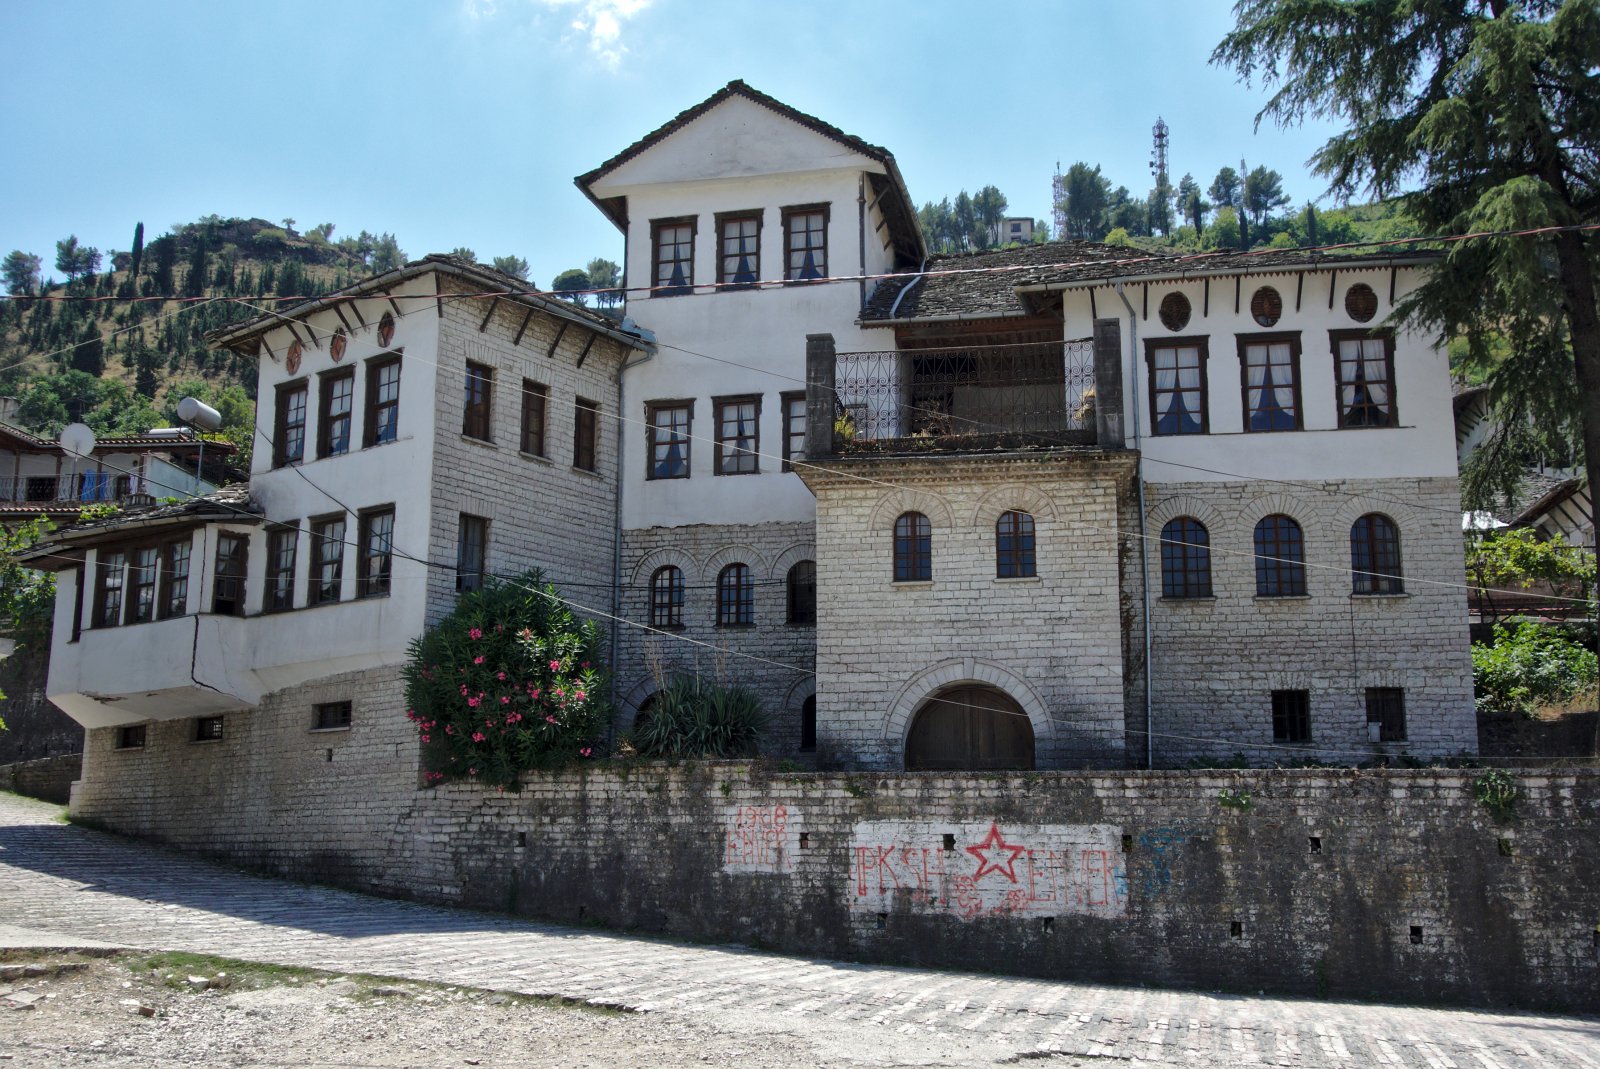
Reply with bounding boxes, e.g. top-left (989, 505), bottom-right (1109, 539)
top-left (3, 250), bottom-right (42, 296)
top-left (403, 571), bottom-right (609, 789)
top-left (1059, 162), bottom-right (1111, 240)
top-left (161, 378), bottom-right (255, 469)
top-left (1465, 527), bottom-right (1596, 625)
top-left (0, 516), bottom-right (58, 655)
top-left (1209, 207), bottom-right (1242, 249)
top-left (16, 371), bottom-right (157, 434)
top-left (1208, 166), bottom-right (1242, 215)
top-left (1242, 165), bottom-right (1291, 227)
top-left (130, 222), bottom-right (145, 279)
top-left (1106, 186), bottom-right (1147, 236)
top-left (54, 236), bottom-right (101, 281)
top-left (492, 255), bottom-right (530, 281)
top-left (628, 674), bottom-right (768, 758)
top-left (1214, 0), bottom-right (1600, 538)
top-left (971, 185), bottom-right (1009, 247)
top-left (368, 233), bottom-right (405, 274)
top-left (1147, 175), bottom-right (1176, 237)
top-left (149, 235), bottom-right (177, 296)
top-left (449, 246), bottom-right (478, 263)
top-left (585, 257), bottom-right (621, 308)
top-left (1472, 619), bottom-right (1598, 715)
top-left (70, 319), bottom-right (105, 376)
top-left (550, 268), bottom-right (591, 303)
top-left (1177, 173), bottom-right (1207, 234)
